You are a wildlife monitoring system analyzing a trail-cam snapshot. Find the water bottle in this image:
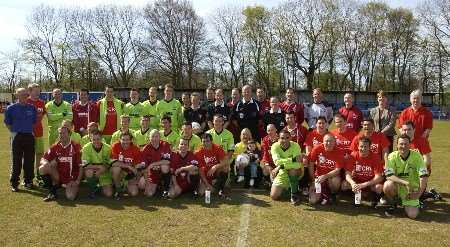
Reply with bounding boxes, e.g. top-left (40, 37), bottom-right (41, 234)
top-left (314, 178), bottom-right (321, 194)
top-left (205, 190), bottom-right (211, 204)
top-left (355, 190), bottom-right (362, 205)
